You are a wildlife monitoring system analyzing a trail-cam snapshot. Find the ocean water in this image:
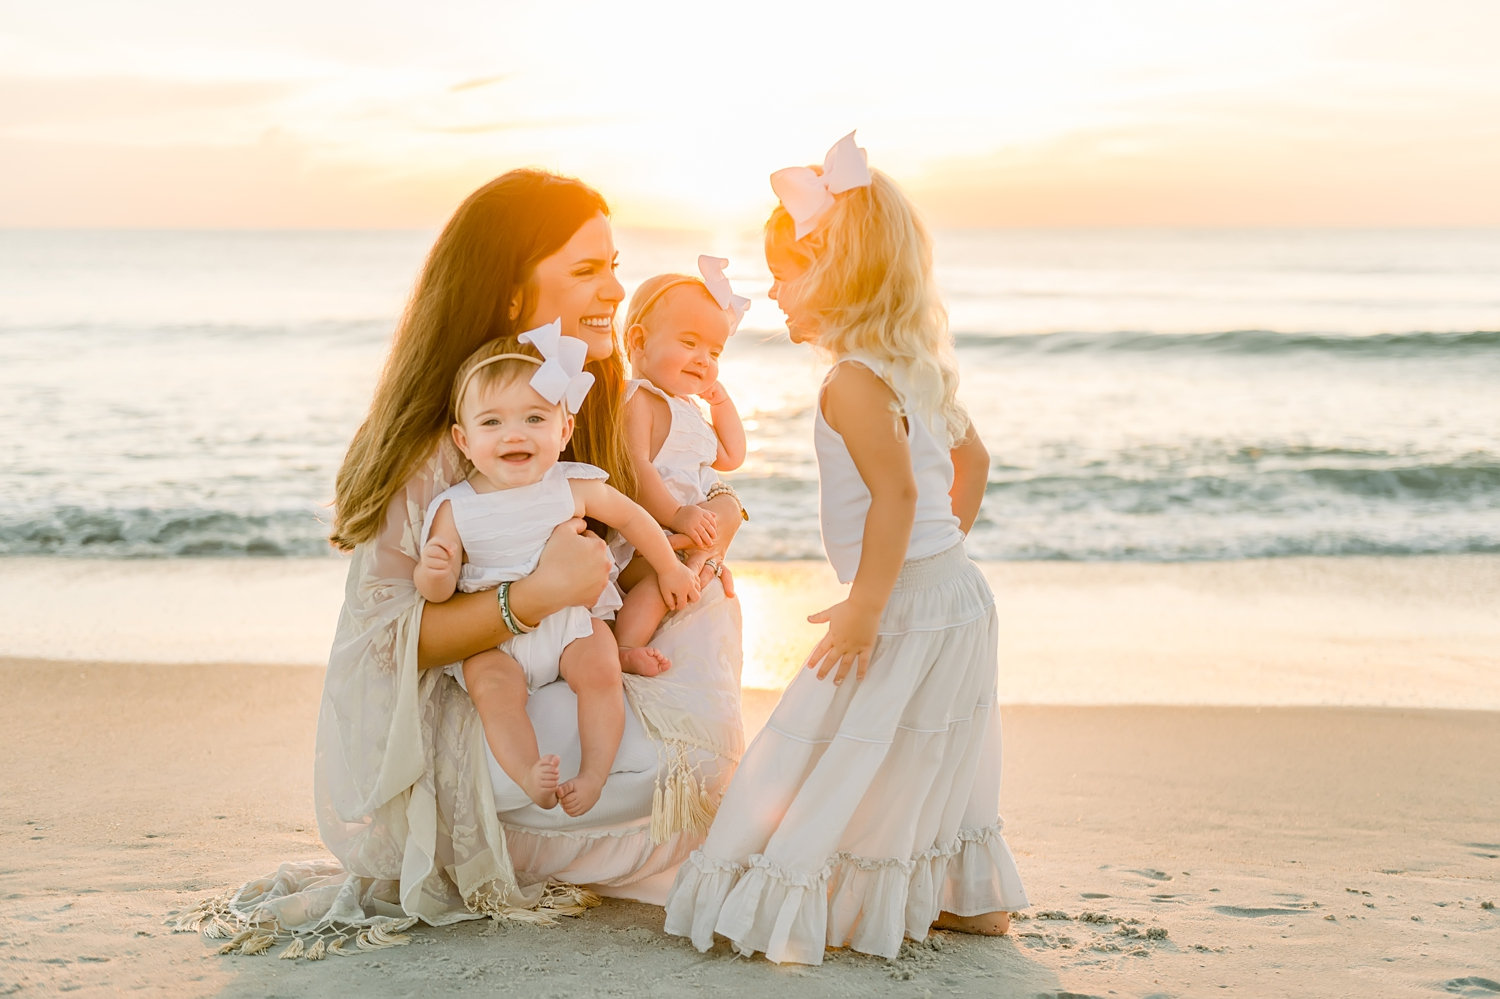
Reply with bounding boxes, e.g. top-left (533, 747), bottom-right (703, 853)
top-left (1, 227), bottom-right (1497, 562)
